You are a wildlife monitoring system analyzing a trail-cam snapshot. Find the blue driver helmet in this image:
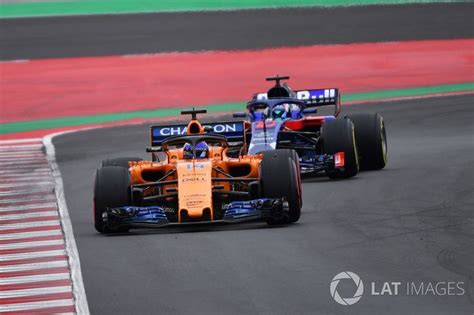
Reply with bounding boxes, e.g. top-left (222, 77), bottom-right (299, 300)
top-left (195, 141), bottom-right (209, 159)
top-left (183, 141), bottom-right (209, 159)
top-left (183, 143), bottom-right (193, 159)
